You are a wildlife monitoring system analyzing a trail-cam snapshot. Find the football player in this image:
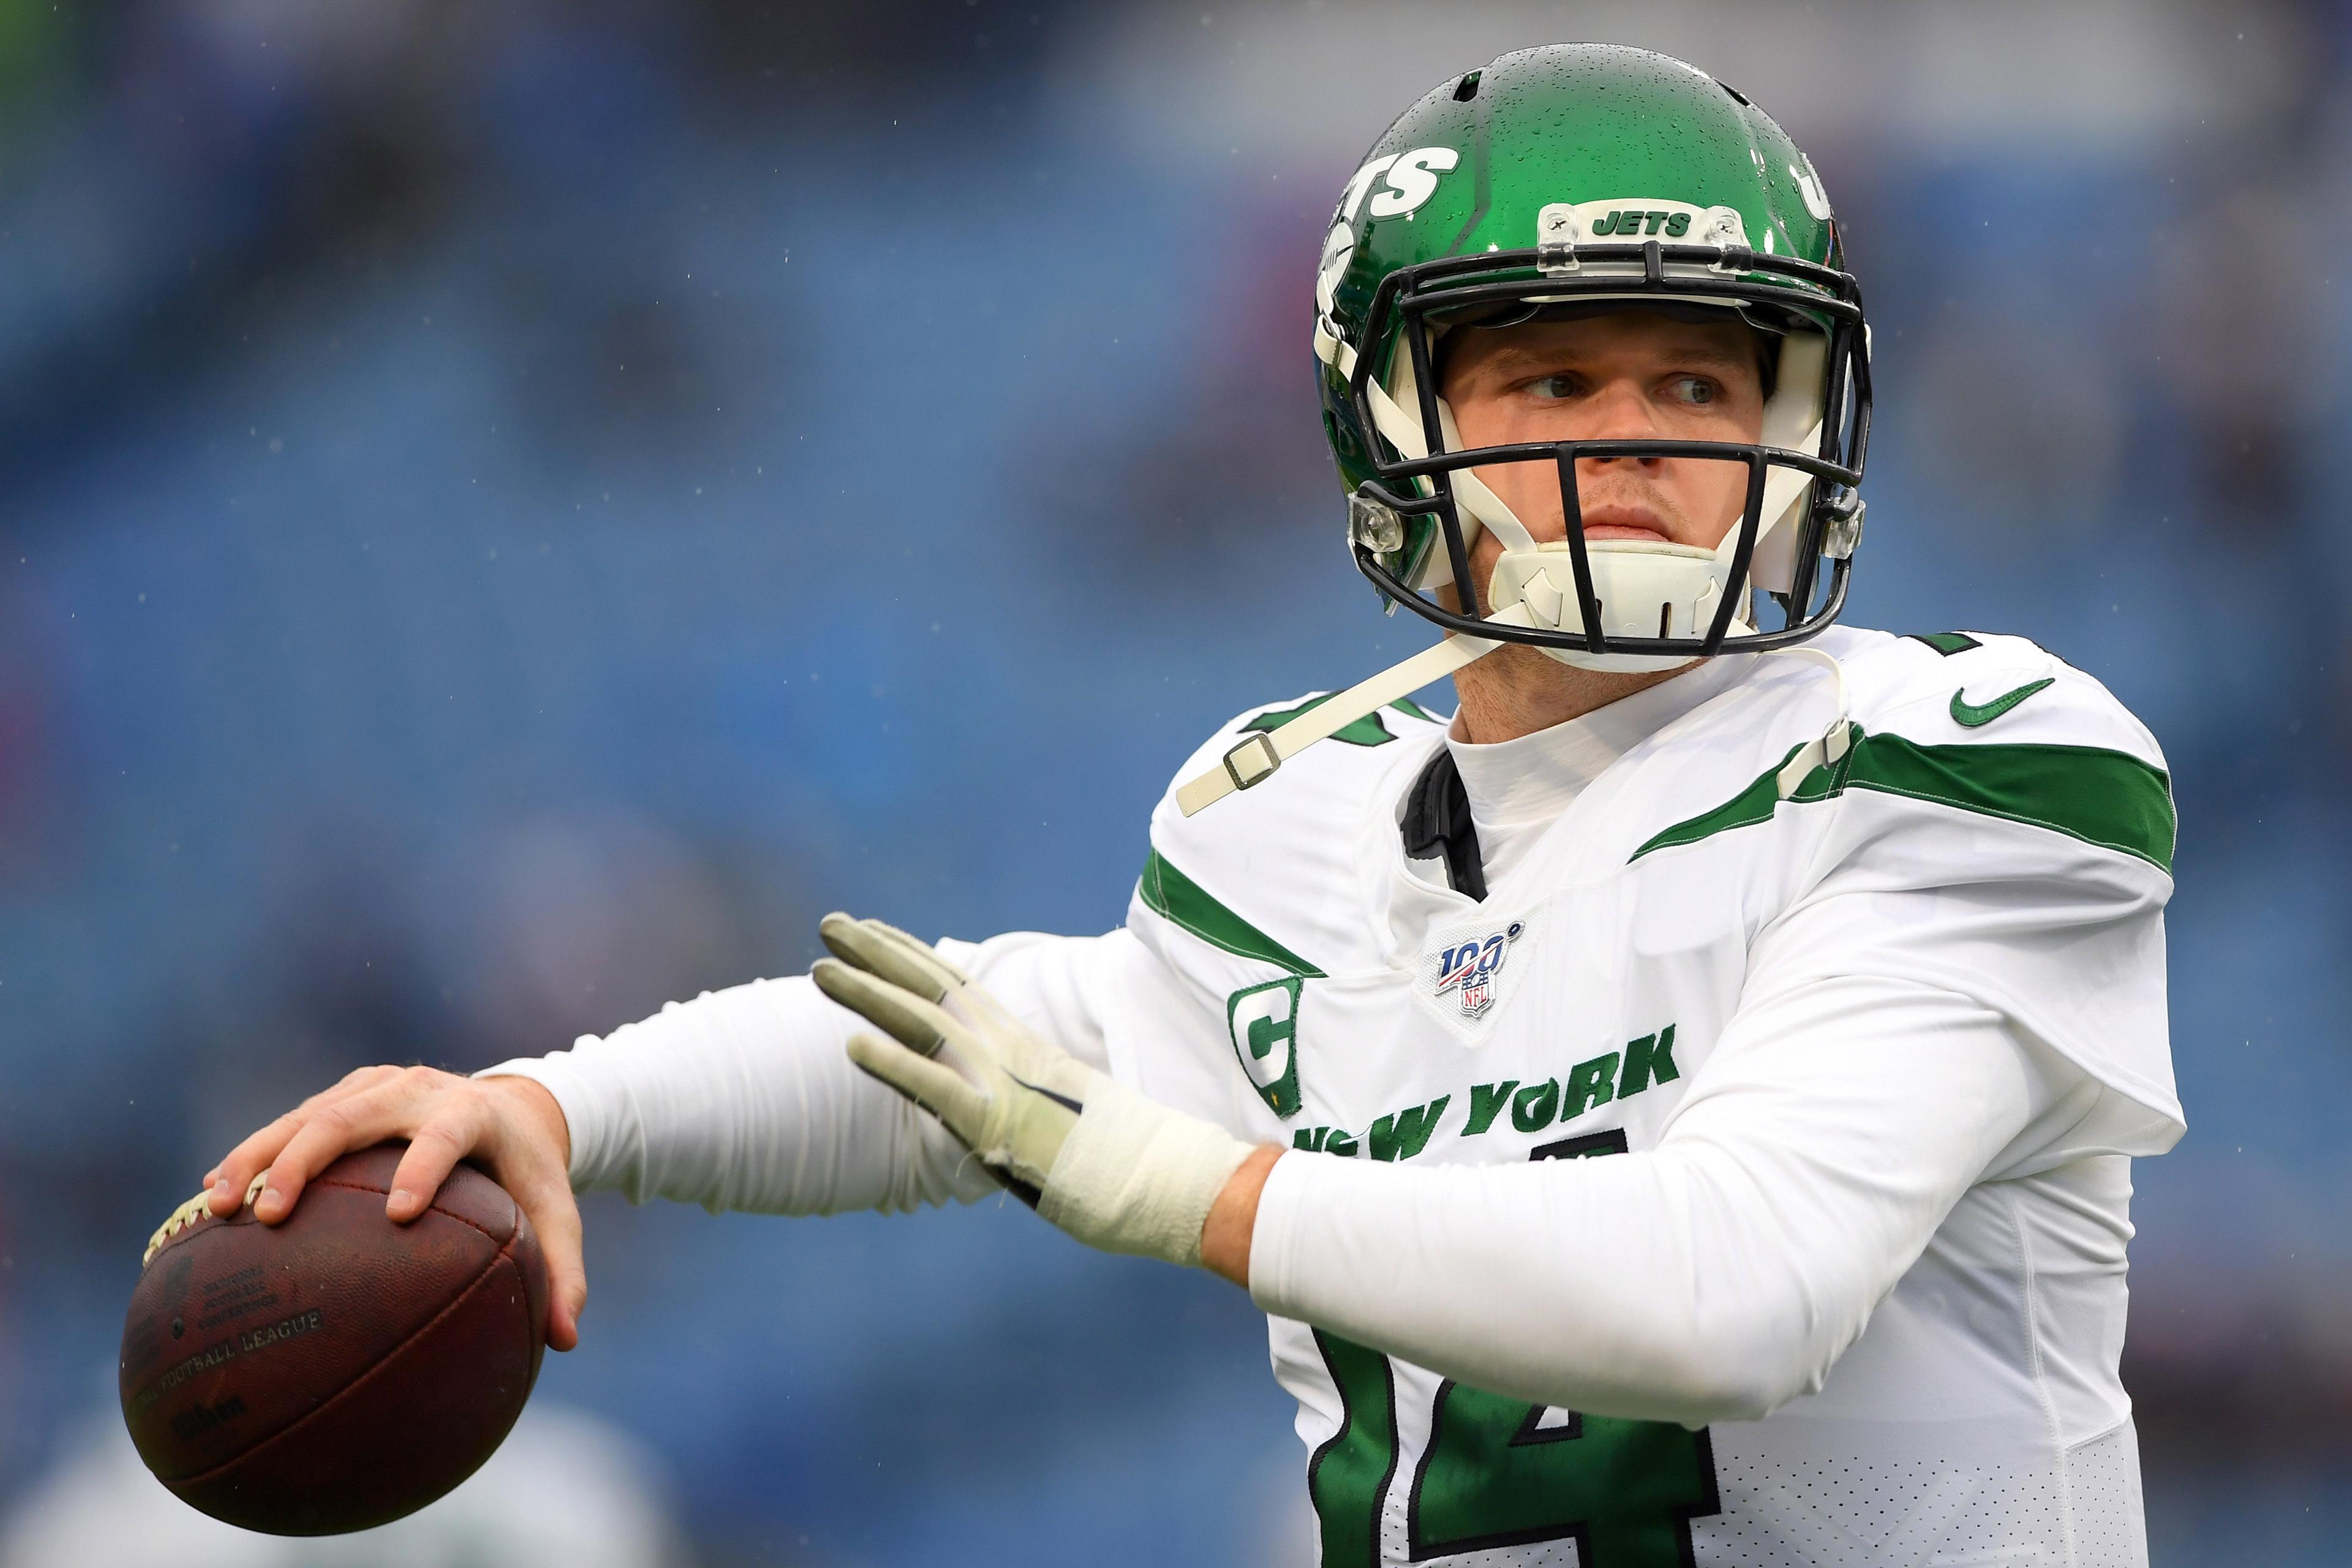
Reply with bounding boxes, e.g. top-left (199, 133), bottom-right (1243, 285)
top-left (202, 44), bottom-right (2180, 1564)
